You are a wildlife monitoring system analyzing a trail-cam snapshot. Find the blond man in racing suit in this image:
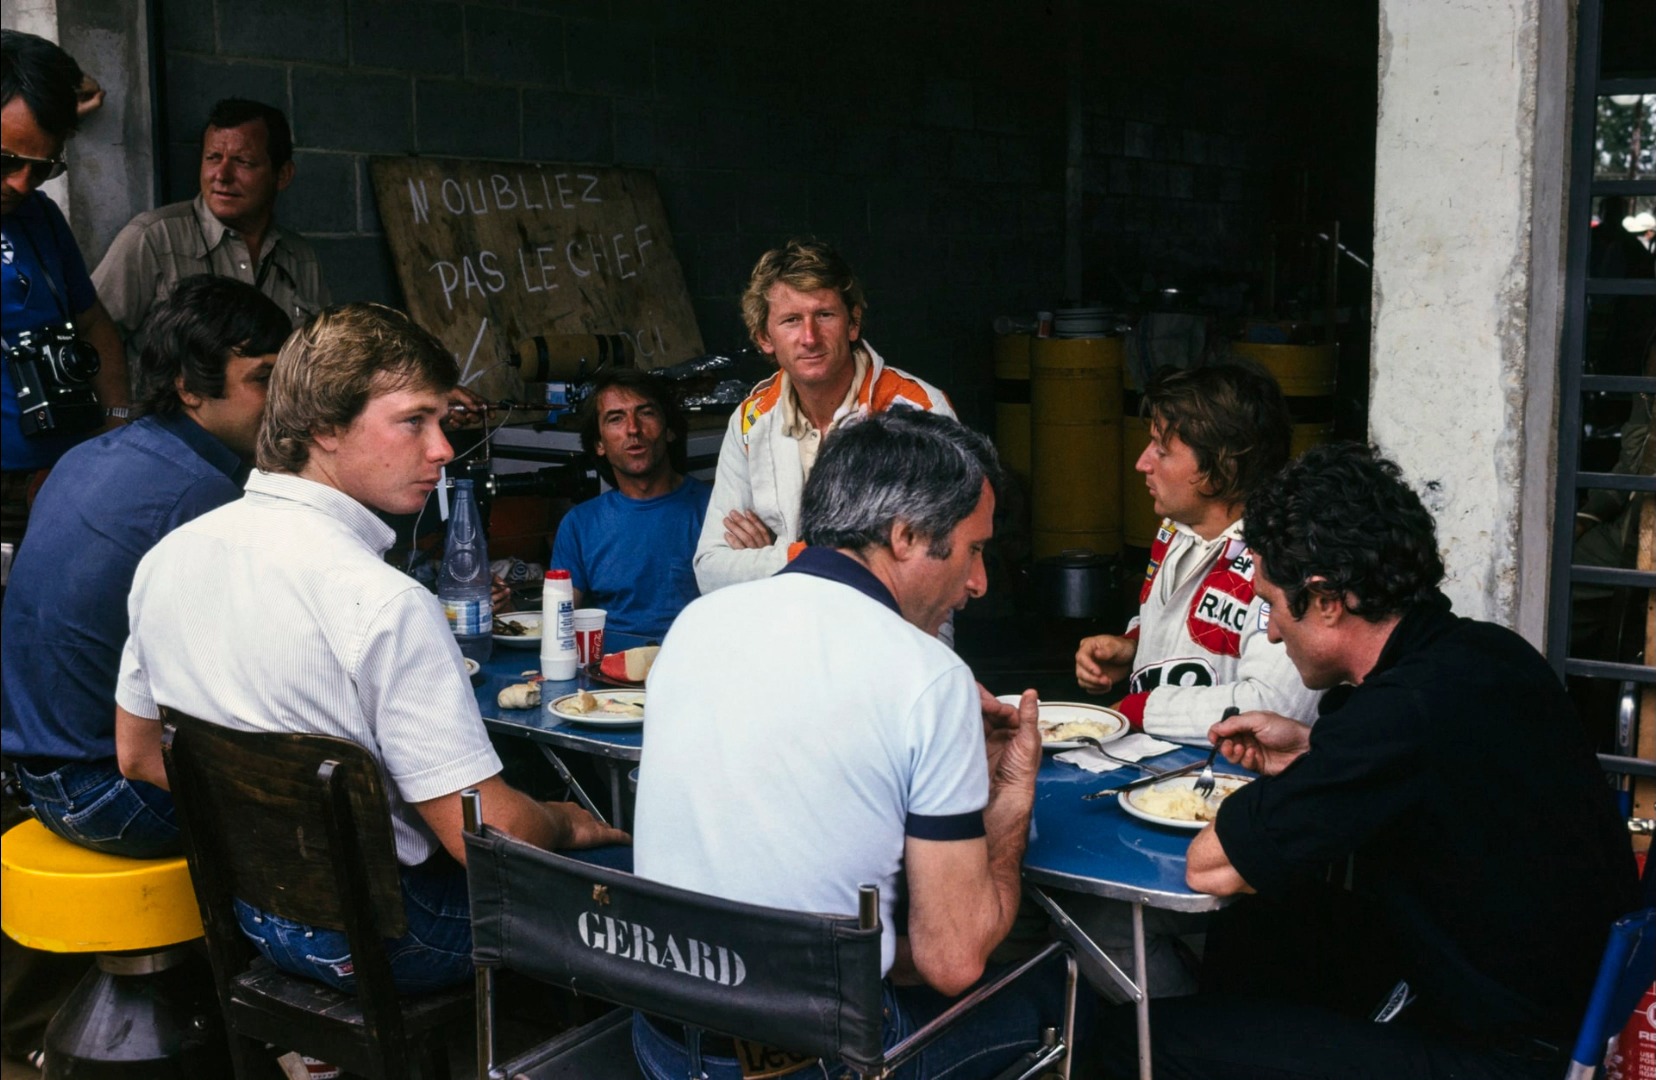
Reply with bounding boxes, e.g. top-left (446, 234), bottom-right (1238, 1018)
top-left (693, 238), bottom-right (954, 594)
